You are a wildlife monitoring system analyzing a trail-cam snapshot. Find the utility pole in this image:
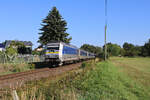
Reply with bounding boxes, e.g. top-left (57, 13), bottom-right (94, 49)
top-left (104, 0), bottom-right (107, 61)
